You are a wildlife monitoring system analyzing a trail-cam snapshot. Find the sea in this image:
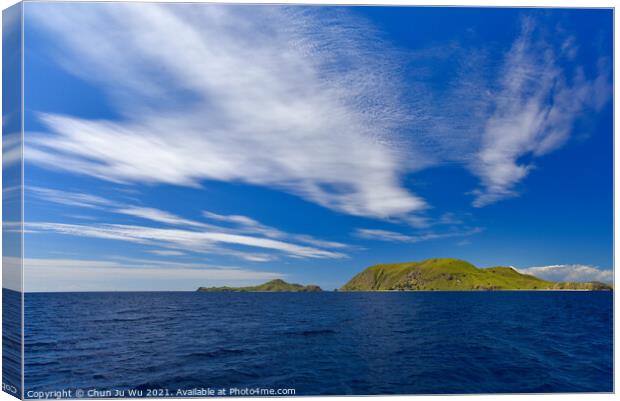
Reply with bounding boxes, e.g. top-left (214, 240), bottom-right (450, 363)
top-left (5, 290), bottom-right (613, 397)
